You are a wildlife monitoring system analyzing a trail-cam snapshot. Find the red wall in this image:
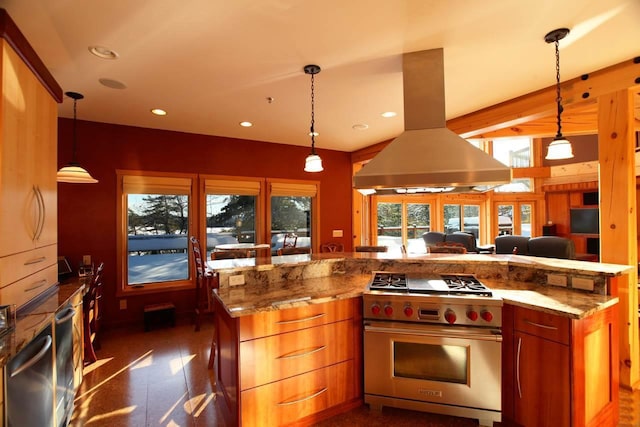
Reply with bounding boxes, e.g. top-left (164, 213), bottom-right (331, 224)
top-left (57, 119), bottom-right (353, 327)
